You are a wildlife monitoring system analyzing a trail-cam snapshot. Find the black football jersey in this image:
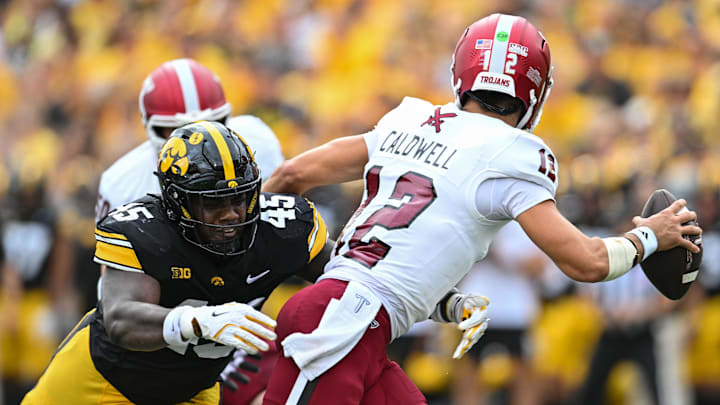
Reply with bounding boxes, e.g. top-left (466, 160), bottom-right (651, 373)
top-left (89, 193), bottom-right (327, 405)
